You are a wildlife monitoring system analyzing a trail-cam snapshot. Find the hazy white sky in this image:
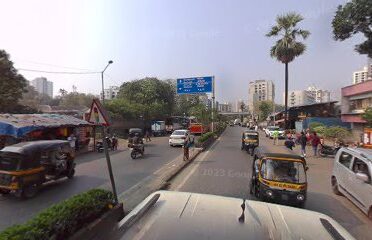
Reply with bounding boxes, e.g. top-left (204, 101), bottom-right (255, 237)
top-left (0, 0), bottom-right (367, 103)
